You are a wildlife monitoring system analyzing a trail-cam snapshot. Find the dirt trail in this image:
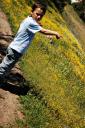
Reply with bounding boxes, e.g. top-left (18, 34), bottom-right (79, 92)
top-left (0, 9), bottom-right (27, 127)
